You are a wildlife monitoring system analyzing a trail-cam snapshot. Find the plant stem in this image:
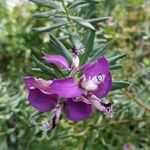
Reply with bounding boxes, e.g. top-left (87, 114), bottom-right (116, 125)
top-left (61, 0), bottom-right (76, 31)
top-left (67, 118), bottom-right (148, 131)
top-left (122, 90), bottom-right (150, 113)
top-left (88, 118), bottom-right (148, 130)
